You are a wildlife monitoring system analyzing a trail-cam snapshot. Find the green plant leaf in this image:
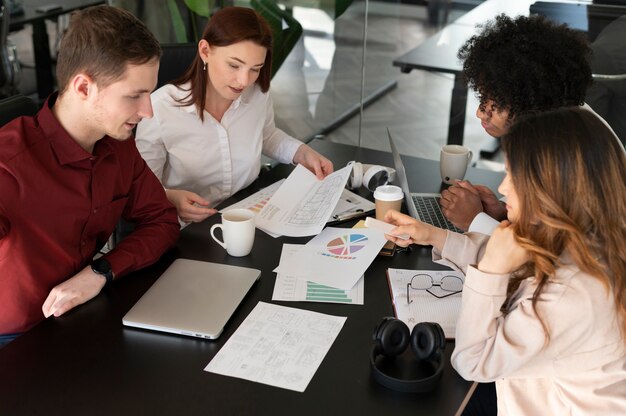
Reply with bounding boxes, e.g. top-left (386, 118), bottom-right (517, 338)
top-left (167, 0), bottom-right (189, 42)
top-left (183, 0), bottom-right (213, 17)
